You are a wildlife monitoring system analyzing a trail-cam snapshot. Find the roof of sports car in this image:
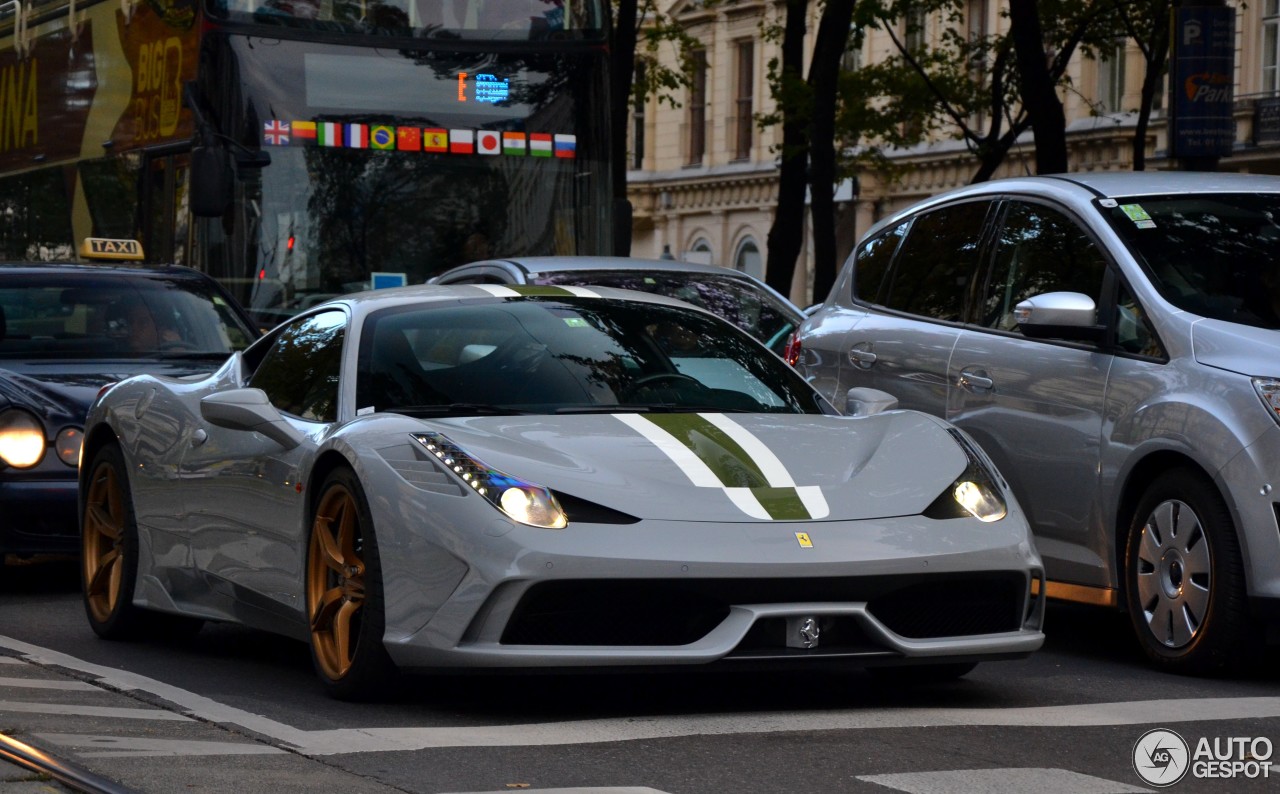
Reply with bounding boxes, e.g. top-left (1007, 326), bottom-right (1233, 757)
top-left (323, 283), bottom-right (704, 317)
